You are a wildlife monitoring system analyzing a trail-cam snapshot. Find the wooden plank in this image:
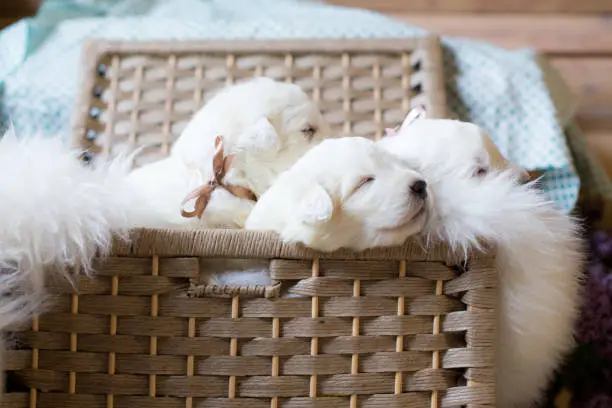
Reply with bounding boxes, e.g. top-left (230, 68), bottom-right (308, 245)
top-left (328, 0), bottom-right (612, 13)
top-left (551, 57), bottom-right (612, 121)
top-left (577, 117), bottom-right (612, 135)
top-left (394, 13), bottom-right (612, 55)
top-left (0, 0), bottom-right (40, 17)
top-left (577, 114), bottom-right (612, 176)
top-left (585, 132), bottom-right (612, 177)
top-left (534, 57), bottom-right (612, 176)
